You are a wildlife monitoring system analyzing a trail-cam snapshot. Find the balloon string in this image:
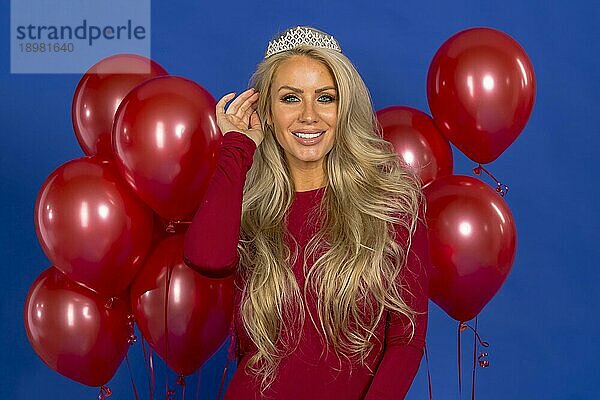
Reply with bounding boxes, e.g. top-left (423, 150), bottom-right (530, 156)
top-left (457, 322), bottom-right (463, 400)
top-left (424, 342), bottom-right (433, 400)
top-left (195, 367), bottom-right (203, 400)
top-left (217, 358), bottom-right (230, 400)
top-left (124, 314), bottom-right (139, 400)
top-left (98, 385), bottom-right (112, 400)
top-left (177, 374), bottom-right (186, 400)
top-left (459, 321), bottom-right (490, 350)
top-left (165, 264), bottom-right (174, 399)
top-left (471, 317), bottom-right (477, 400)
top-left (217, 323), bottom-right (236, 400)
top-left (104, 296), bottom-right (118, 309)
top-left (149, 345), bottom-right (156, 398)
top-left (165, 220), bottom-right (192, 234)
top-left (125, 354), bottom-right (140, 400)
top-left (456, 318), bottom-right (491, 400)
top-left (472, 164), bottom-right (509, 197)
top-left (166, 388), bottom-right (176, 400)
top-left (141, 336), bottom-right (154, 400)
top-left (127, 314), bottom-right (138, 345)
